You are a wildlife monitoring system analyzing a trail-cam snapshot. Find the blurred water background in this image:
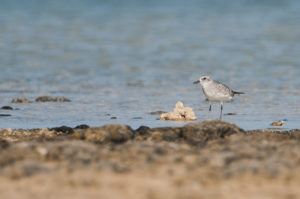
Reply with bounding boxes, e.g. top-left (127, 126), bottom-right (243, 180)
top-left (0, 0), bottom-right (299, 130)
